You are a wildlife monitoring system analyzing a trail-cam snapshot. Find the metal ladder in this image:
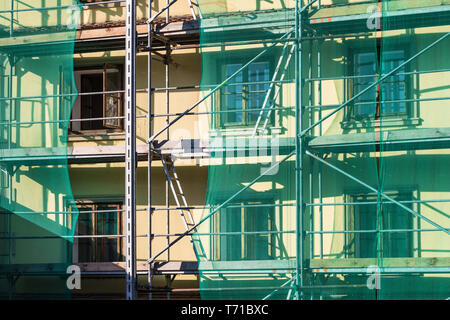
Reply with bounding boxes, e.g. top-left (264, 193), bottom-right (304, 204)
top-left (160, 156), bottom-right (206, 260)
top-left (187, 0), bottom-right (202, 20)
top-left (252, 39), bottom-right (295, 137)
